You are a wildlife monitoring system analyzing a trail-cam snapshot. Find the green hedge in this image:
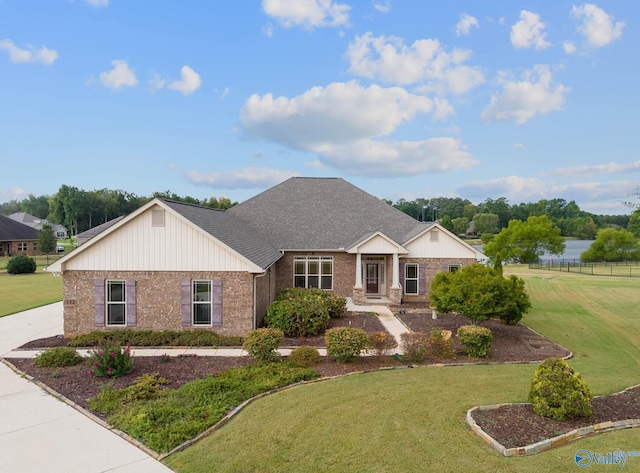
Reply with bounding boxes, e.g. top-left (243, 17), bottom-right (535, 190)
top-left (69, 329), bottom-right (243, 347)
top-left (457, 325), bottom-right (492, 358)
